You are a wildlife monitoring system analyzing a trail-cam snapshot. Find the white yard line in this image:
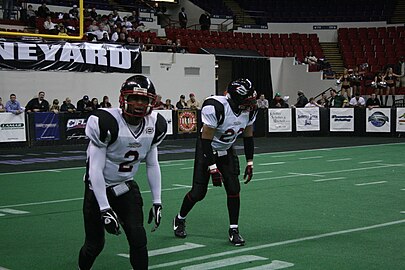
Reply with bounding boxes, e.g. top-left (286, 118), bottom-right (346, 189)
top-left (313, 177), bottom-right (347, 182)
top-left (259, 162), bottom-right (286, 166)
top-left (271, 154), bottom-right (296, 158)
top-left (255, 171), bottom-right (273, 175)
top-left (299, 156), bottom-right (323, 160)
top-left (118, 242), bottom-right (205, 258)
top-left (149, 219), bottom-right (405, 269)
top-left (358, 160), bottom-right (383, 164)
top-left (180, 167), bottom-right (194, 170)
top-left (355, 181), bottom-right (387, 186)
top-left (327, 158), bottom-right (352, 162)
top-left (288, 172), bottom-right (325, 177)
top-left (180, 255), bottom-right (267, 270)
